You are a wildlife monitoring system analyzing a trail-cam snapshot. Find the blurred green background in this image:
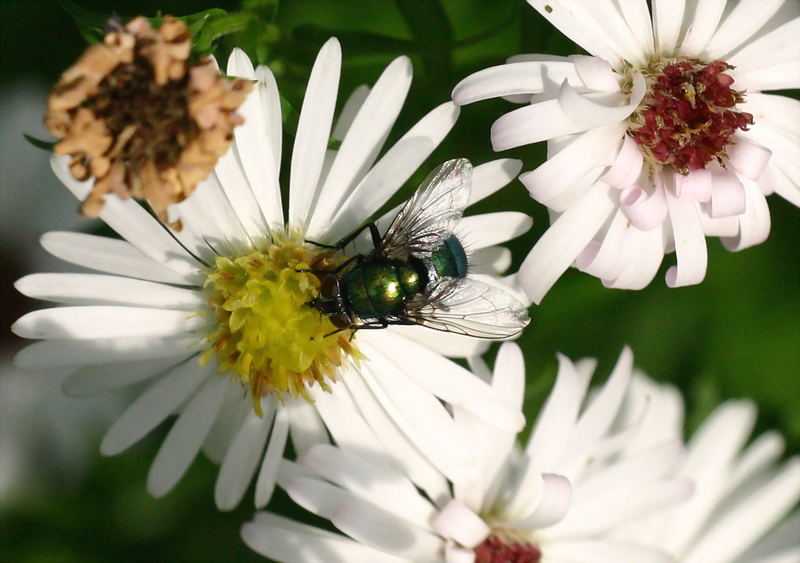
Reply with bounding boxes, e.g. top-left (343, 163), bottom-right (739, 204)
top-left (0, 0), bottom-right (797, 561)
